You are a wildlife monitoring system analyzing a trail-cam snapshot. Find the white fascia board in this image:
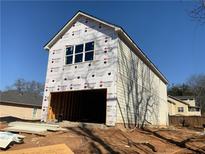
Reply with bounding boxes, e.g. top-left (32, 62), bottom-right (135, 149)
top-left (80, 12), bottom-right (117, 29)
top-left (115, 28), bottom-right (169, 84)
top-left (44, 12), bottom-right (80, 50)
top-left (44, 12), bottom-right (118, 51)
top-left (168, 96), bottom-right (190, 106)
